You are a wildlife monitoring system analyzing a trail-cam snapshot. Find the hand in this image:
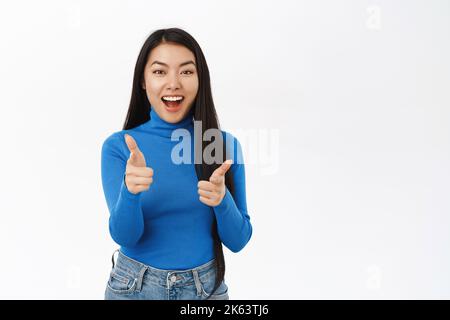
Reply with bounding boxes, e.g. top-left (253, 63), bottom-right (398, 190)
top-left (124, 134), bottom-right (154, 194)
top-left (198, 159), bottom-right (233, 207)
